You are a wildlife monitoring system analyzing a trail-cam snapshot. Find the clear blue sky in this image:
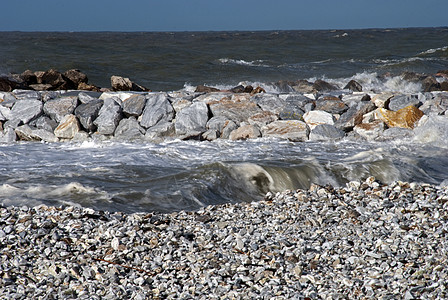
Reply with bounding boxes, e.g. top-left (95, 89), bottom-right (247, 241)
top-left (1, 0), bottom-right (447, 31)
